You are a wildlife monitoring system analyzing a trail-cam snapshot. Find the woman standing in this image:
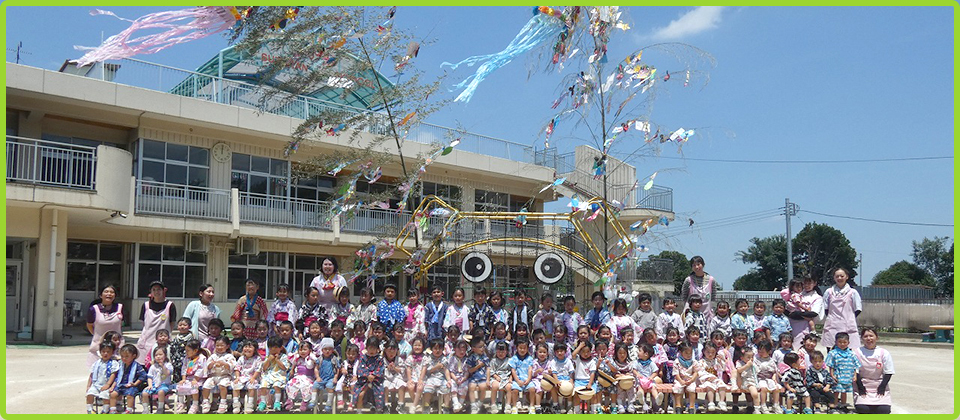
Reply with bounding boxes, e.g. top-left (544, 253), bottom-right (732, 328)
top-left (789, 277), bottom-right (824, 350)
top-left (87, 284), bottom-right (124, 366)
top-left (181, 284), bottom-right (221, 341)
top-left (821, 268), bottom-right (862, 350)
top-left (135, 280), bottom-right (176, 364)
top-left (853, 328), bottom-right (894, 414)
top-left (680, 256), bottom-right (717, 322)
top-left (310, 257), bottom-right (348, 311)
